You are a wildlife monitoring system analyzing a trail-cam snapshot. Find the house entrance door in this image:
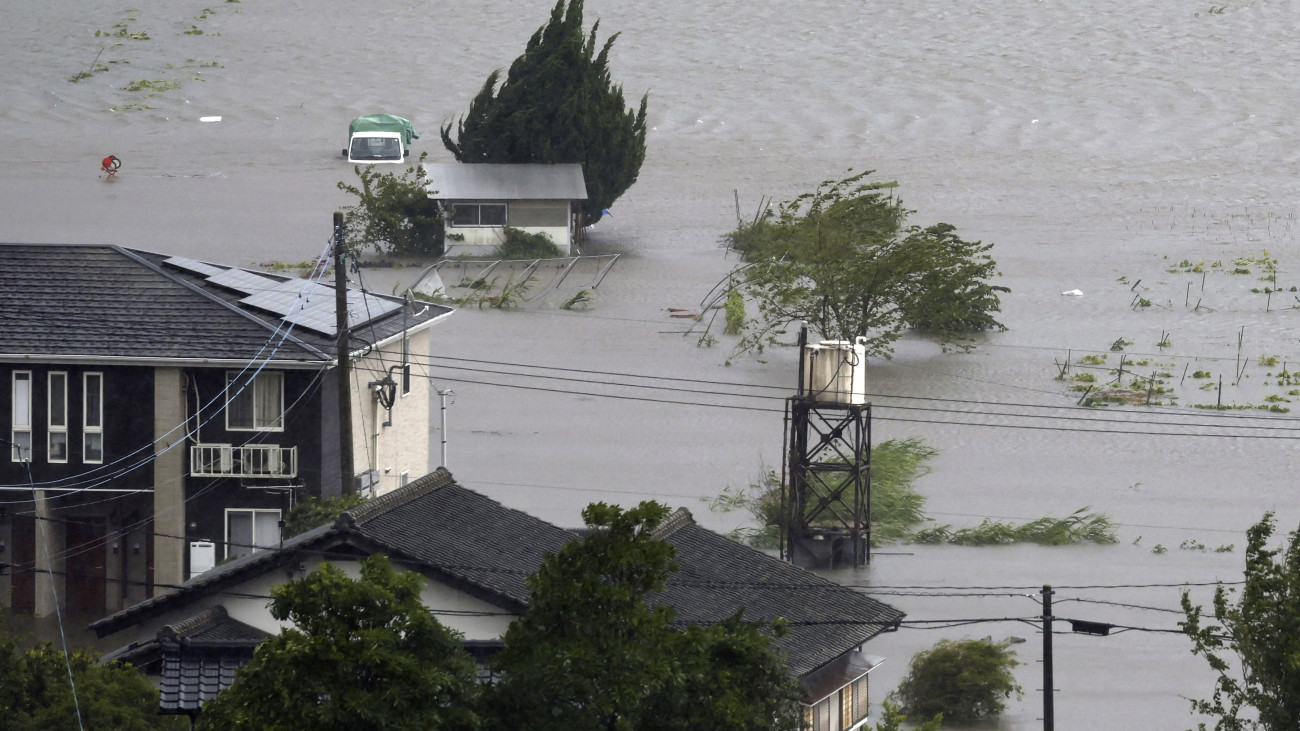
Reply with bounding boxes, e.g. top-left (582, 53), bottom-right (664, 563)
top-left (9, 514), bottom-right (35, 613)
top-left (65, 517), bottom-right (106, 617)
